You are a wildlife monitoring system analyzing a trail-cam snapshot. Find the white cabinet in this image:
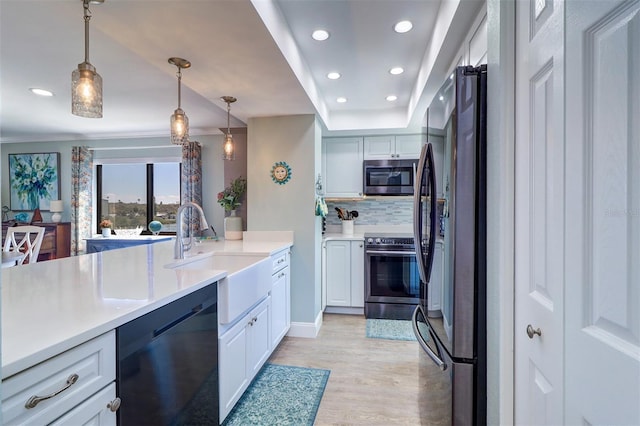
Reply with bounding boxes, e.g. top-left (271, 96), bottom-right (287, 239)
top-left (322, 137), bottom-right (364, 197)
top-left (323, 239), bottom-right (364, 309)
top-left (270, 249), bottom-right (290, 349)
top-left (219, 297), bottom-right (271, 422)
top-left (2, 331), bottom-right (117, 426)
top-left (50, 383), bottom-right (118, 426)
top-left (363, 134), bottom-right (424, 159)
top-left (428, 241), bottom-right (445, 317)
